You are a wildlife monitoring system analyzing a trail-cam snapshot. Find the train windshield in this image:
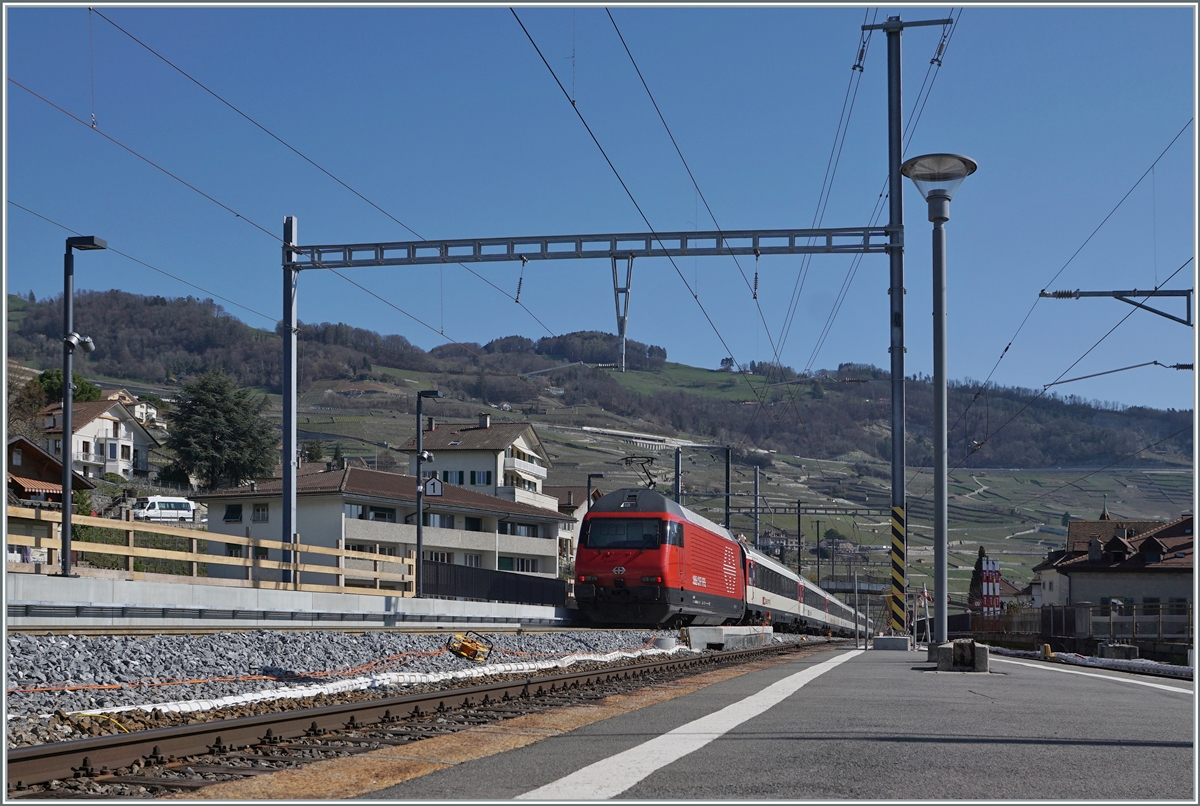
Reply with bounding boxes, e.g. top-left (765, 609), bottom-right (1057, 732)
top-left (582, 518), bottom-right (660, 550)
